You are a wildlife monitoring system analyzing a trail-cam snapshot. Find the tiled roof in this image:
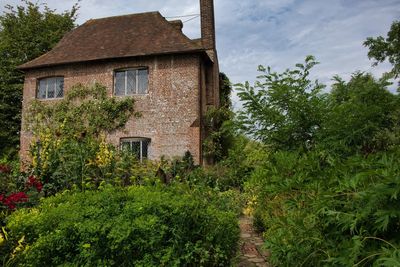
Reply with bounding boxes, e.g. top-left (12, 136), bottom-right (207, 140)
top-left (18, 12), bottom-right (203, 70)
